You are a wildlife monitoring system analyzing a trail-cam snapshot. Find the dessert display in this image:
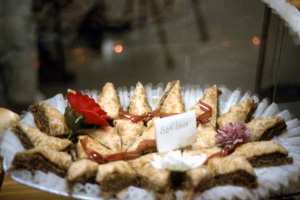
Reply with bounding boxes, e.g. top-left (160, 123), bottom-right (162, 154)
top-left (0, 80), bottom-right (299, 200)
